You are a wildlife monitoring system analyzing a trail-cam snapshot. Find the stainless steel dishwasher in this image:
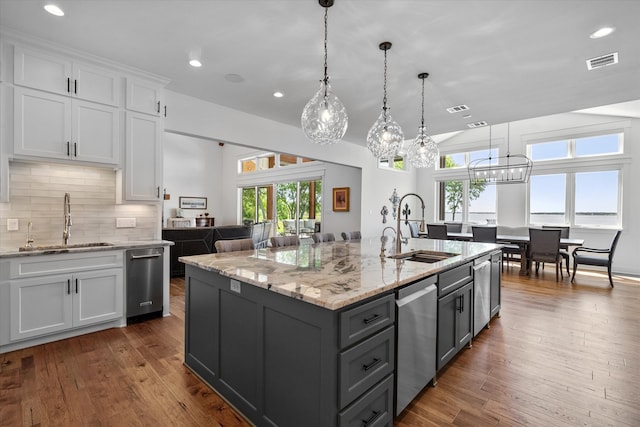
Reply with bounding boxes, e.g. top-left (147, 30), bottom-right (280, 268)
top-left (126, 247), bottom-right (164, 322)
top-left (396, 276), bottom-right (437, 415)
top-left (473, 258), bottom-right (491, 336)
